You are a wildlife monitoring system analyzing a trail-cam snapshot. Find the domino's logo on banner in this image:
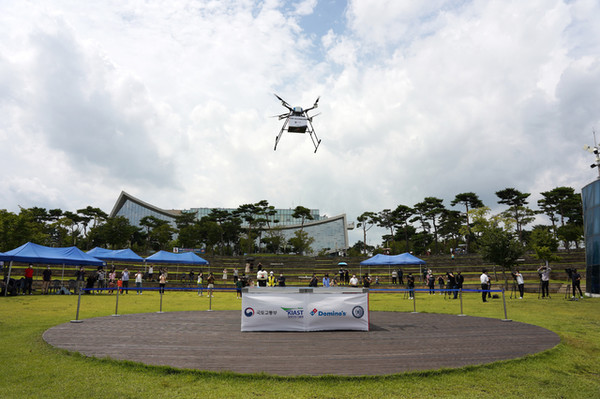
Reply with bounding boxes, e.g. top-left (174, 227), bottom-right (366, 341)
top-left (244, 307), bottom-right (255, 317)
top-left (310, 308), bottom-right (347, 317)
